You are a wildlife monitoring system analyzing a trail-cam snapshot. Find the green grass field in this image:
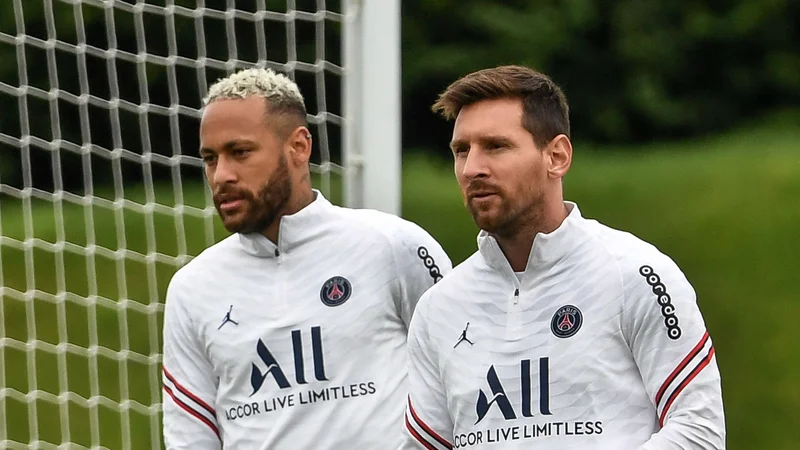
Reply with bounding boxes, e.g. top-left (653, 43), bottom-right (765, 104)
top-left (1, 113), bottom-right (799, 448)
